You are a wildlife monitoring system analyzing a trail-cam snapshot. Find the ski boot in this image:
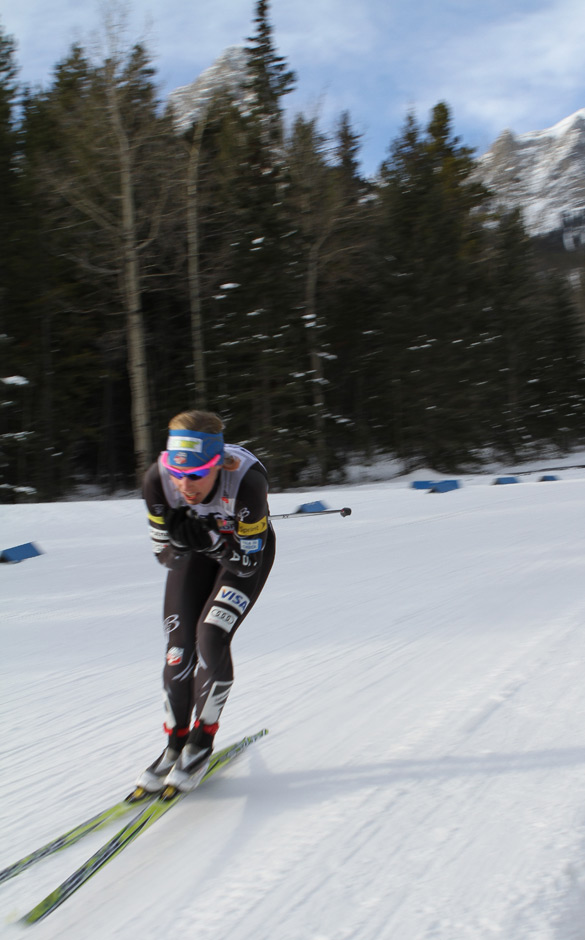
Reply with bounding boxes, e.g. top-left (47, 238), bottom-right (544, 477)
top-left (136, 727), bottom-right (189, 792)
top-left (164, 721), bottom-right (218, 792)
